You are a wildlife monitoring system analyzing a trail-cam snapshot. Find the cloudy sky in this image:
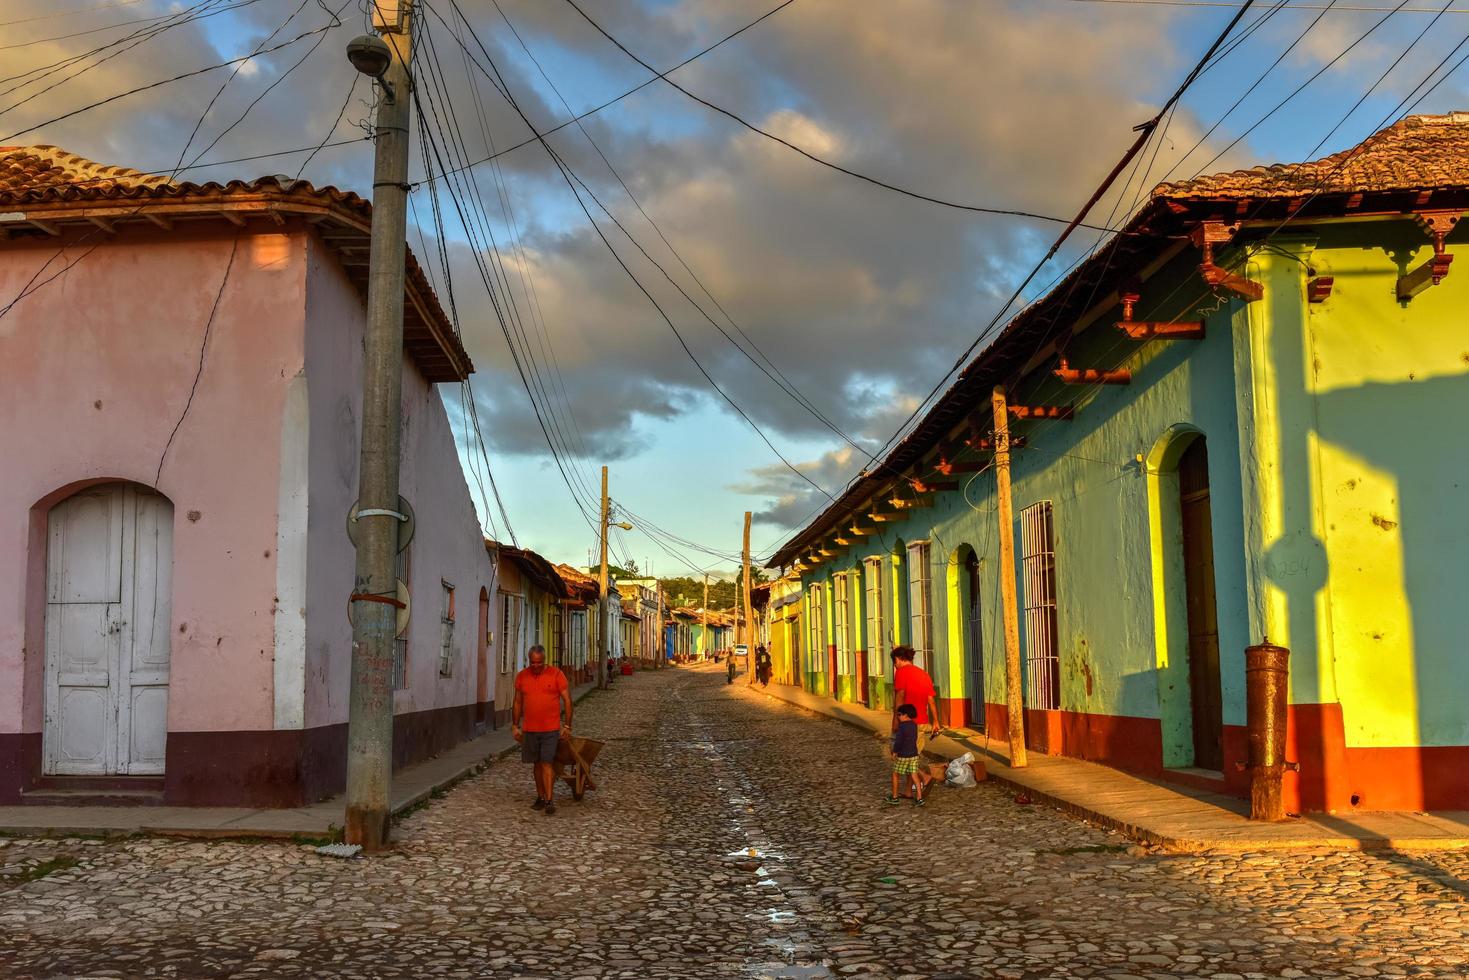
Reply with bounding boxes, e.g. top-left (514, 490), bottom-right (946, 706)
top-left (5, 0), bottom-right (1467, 573)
